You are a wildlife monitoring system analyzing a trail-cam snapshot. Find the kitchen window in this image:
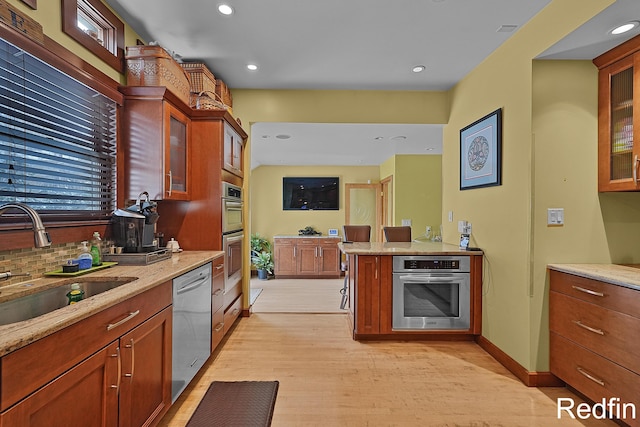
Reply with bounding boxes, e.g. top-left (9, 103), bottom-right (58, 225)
top-left (62, 0), bottom-right (125, 73)
top-left (0, 37), bottom-right (116, 221)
